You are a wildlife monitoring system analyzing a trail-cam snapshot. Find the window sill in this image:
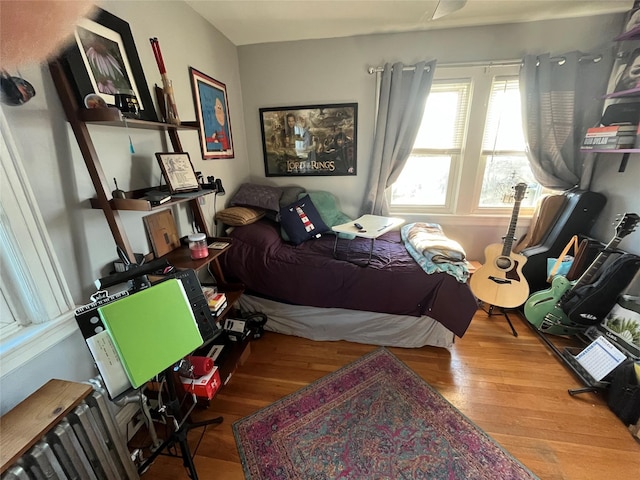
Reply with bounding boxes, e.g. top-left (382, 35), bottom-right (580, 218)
top-left (388, 212), bottom-right (533, 228)
top-left (0, 311), bottom-right (78, 378)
